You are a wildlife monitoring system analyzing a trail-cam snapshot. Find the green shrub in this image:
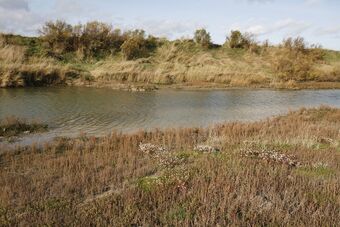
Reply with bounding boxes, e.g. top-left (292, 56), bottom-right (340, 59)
top-left (194, 29), bottom-right (211, 49)
top-left (226, 30), bottom-right (249, 49)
